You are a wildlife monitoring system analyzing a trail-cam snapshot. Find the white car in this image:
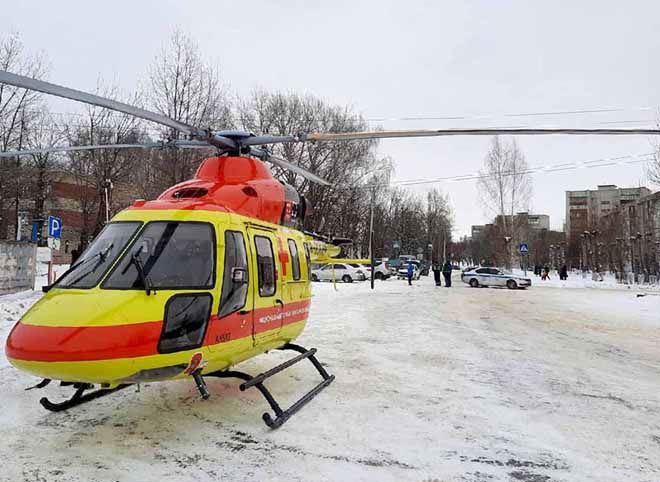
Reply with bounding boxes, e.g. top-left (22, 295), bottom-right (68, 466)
top-left (461, 267), bottom-right (531, 289)
top-left (352, 261), bottom-right (391, 280)
top-left (311, 263), bottom-right (366, 283)
top-left (397, 261), bottom-right (421, 280)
